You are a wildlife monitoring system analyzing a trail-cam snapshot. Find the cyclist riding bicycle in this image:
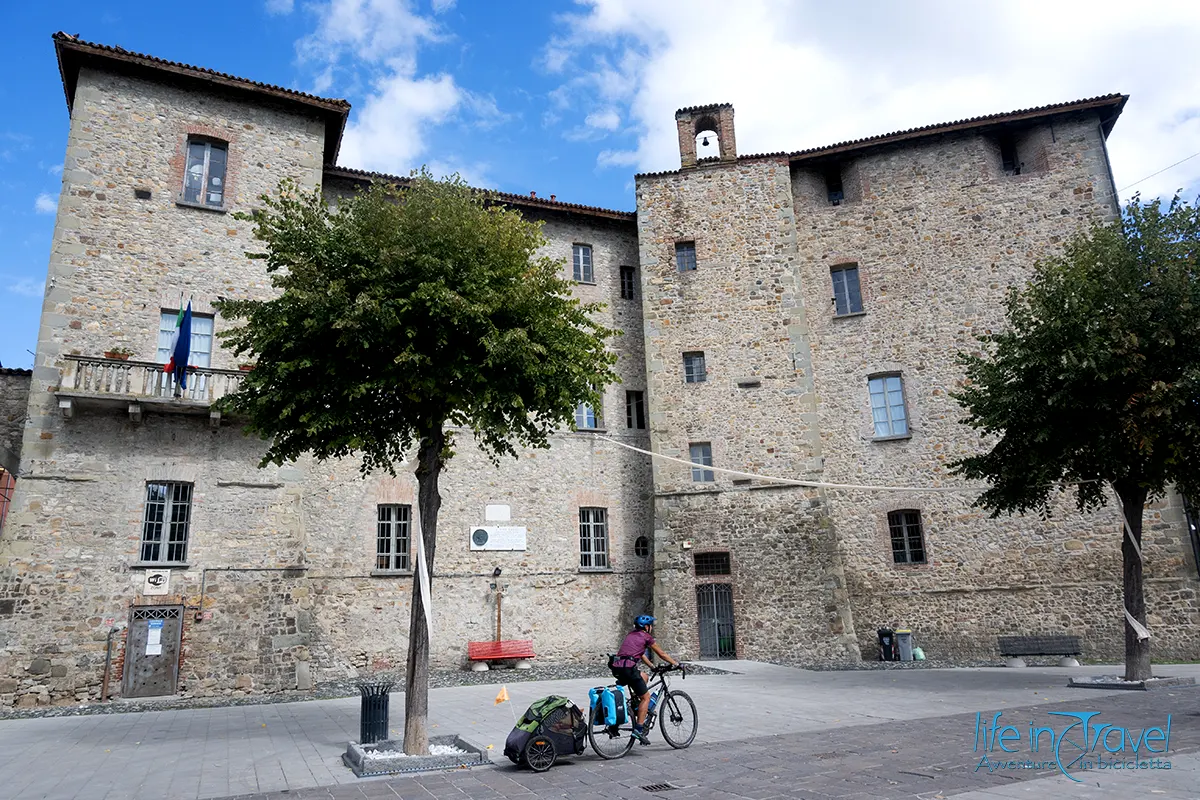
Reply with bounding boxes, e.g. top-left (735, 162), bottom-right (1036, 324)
top-left (610, 614), bottom-right (679, 745)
